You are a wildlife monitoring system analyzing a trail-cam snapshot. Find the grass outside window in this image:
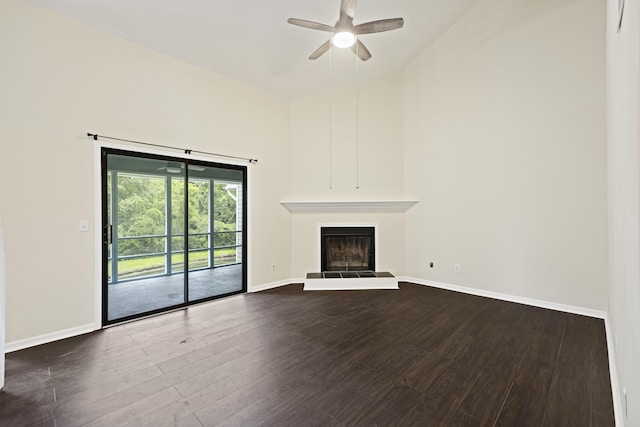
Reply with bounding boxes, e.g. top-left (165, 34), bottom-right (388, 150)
top-left (108, 248), bottom-right (238, 281)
